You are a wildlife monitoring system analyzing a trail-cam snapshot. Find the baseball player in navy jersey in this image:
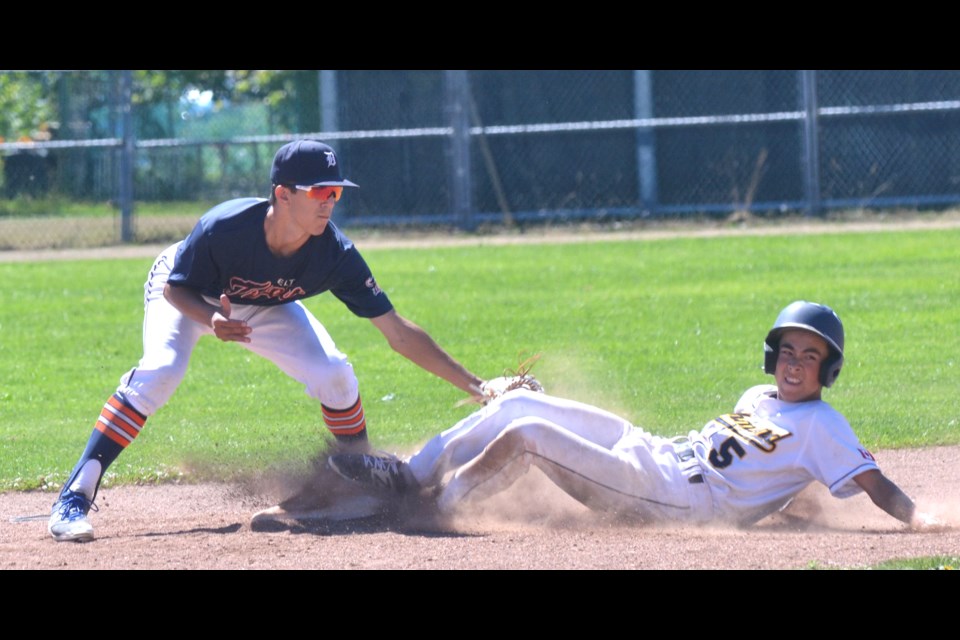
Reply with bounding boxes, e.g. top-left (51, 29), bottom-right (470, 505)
top-left (48, 139), bottom-right (488, 542)
top-left (330, 301), bottom-right (944, 531)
